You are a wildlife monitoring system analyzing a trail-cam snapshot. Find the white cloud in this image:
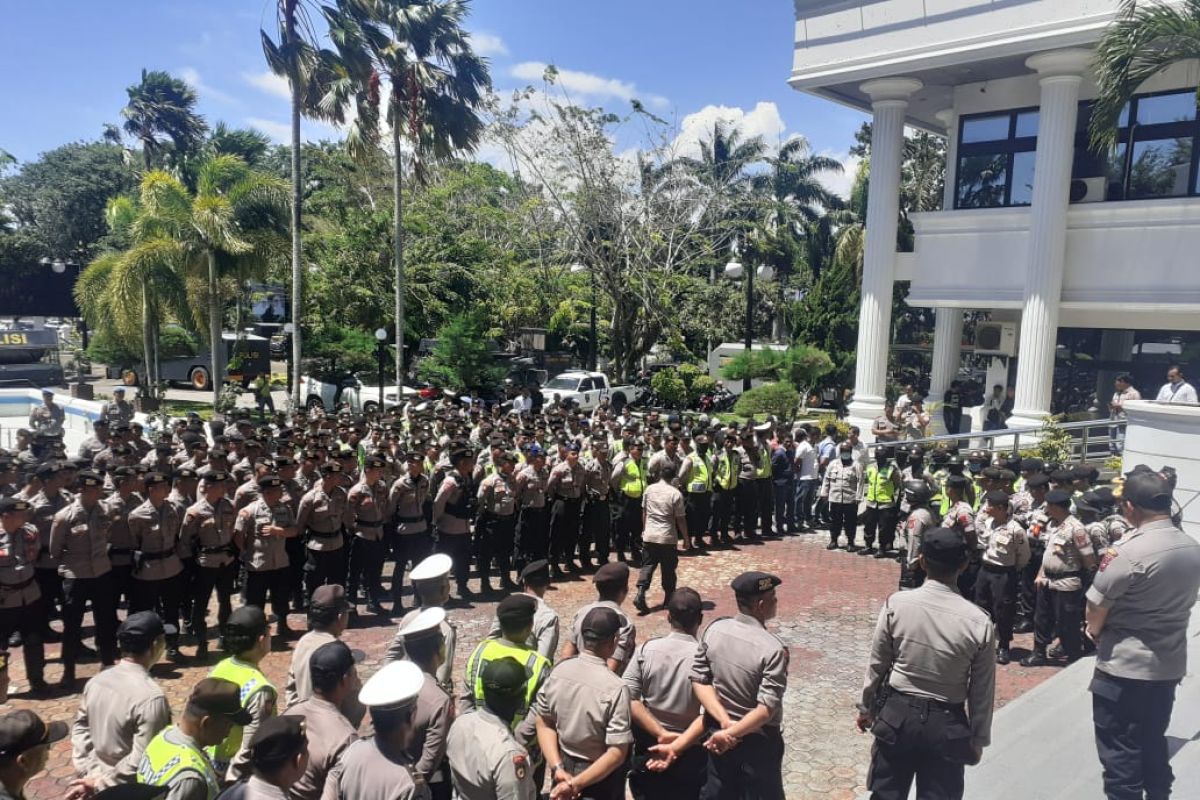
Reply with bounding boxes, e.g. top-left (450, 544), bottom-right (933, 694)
top-left (468, 31), bottom-right (509, 57)
top-left (243, 70), bottom-right (292, 101)
top-left (816, 149), bottom-right (862, 201)
top-left (180, 67), bottom-right (236, 105)
top-left (672, 102), bottom-right (787, 159)
top-left (510, 62), bottom-right (668, 108)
